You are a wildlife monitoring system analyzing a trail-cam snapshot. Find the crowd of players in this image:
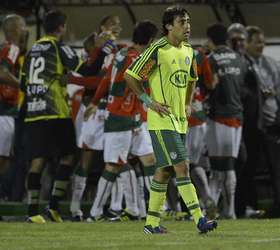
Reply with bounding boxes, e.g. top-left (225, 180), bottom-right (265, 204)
top-left (0, 6), bottom-right (280, 226)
